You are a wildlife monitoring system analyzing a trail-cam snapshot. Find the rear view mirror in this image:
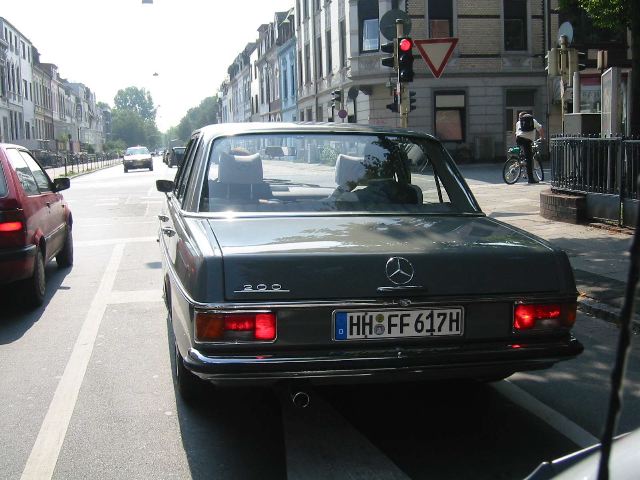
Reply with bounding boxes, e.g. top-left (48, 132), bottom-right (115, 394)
top-left (53, 177), bottom-right (70, 192)
top-left (156, 179), bottom-right (174, 193)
